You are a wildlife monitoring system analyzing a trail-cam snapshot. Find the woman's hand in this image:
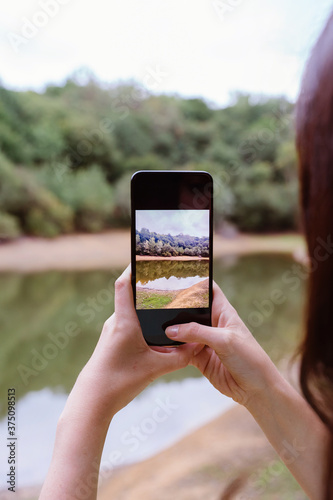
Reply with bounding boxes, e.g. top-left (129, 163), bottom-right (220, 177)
top-left (66, 265), bottom-right (199, 423)
top-left (40, 266), bottom-right (199, 500)
top-left (167, 282), bottom-right (330, 499)
top-left (166, 281), bottom-right (281, 409)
